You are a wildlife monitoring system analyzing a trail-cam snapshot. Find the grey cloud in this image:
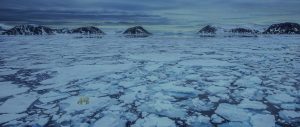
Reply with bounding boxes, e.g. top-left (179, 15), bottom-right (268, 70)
top-left (0, 0), bottom-right (299, 25)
